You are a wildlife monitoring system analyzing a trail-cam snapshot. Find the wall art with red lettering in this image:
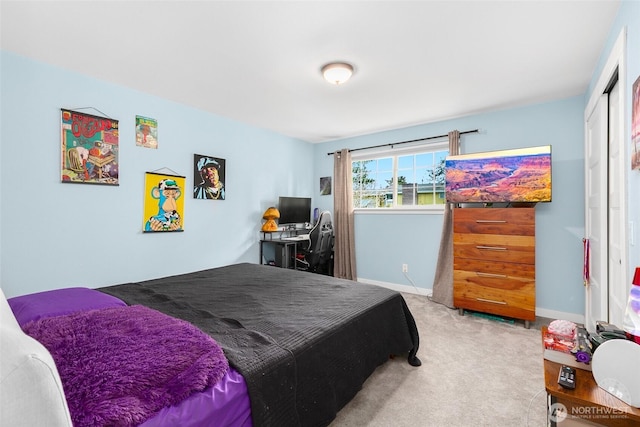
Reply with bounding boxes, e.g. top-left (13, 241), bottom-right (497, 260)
top-left (60, 108), bottom-right (119, 185)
